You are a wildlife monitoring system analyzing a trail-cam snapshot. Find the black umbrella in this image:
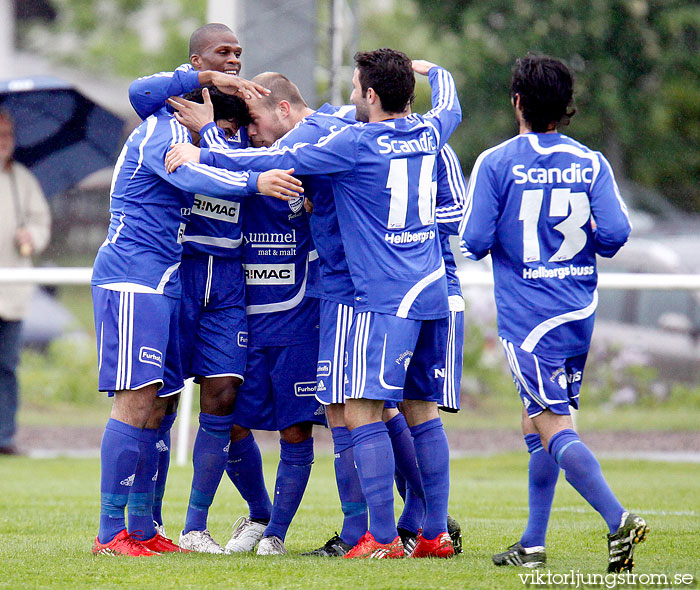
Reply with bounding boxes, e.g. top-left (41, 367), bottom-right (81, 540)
top-left (0, 76), bottom-right (125, 198)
